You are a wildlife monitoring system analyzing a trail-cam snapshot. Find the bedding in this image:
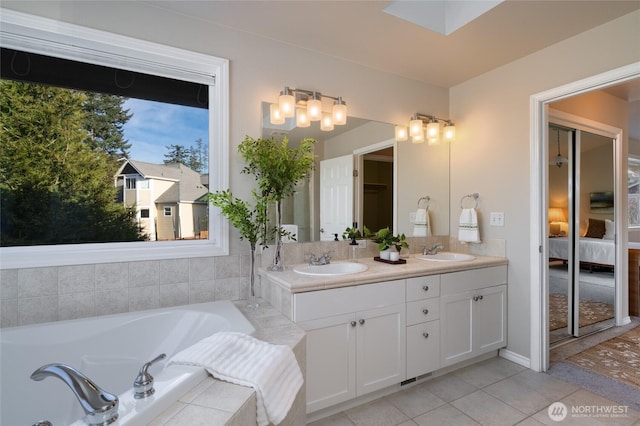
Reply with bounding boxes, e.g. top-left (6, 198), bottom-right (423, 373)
top-left (549, 236), bottom-right (615, 267)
